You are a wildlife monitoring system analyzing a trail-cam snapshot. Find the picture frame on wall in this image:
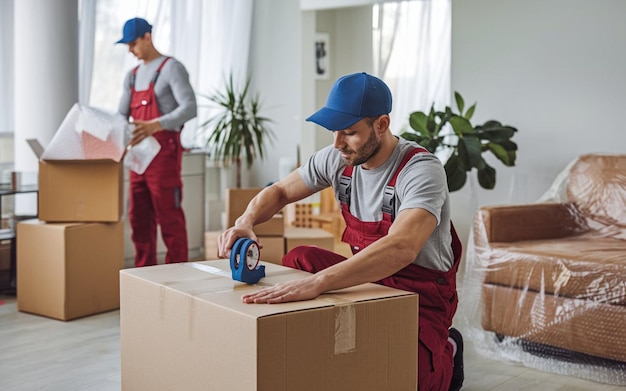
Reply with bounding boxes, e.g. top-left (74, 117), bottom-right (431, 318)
top-left (314, 33), bottom-right (330, 80)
